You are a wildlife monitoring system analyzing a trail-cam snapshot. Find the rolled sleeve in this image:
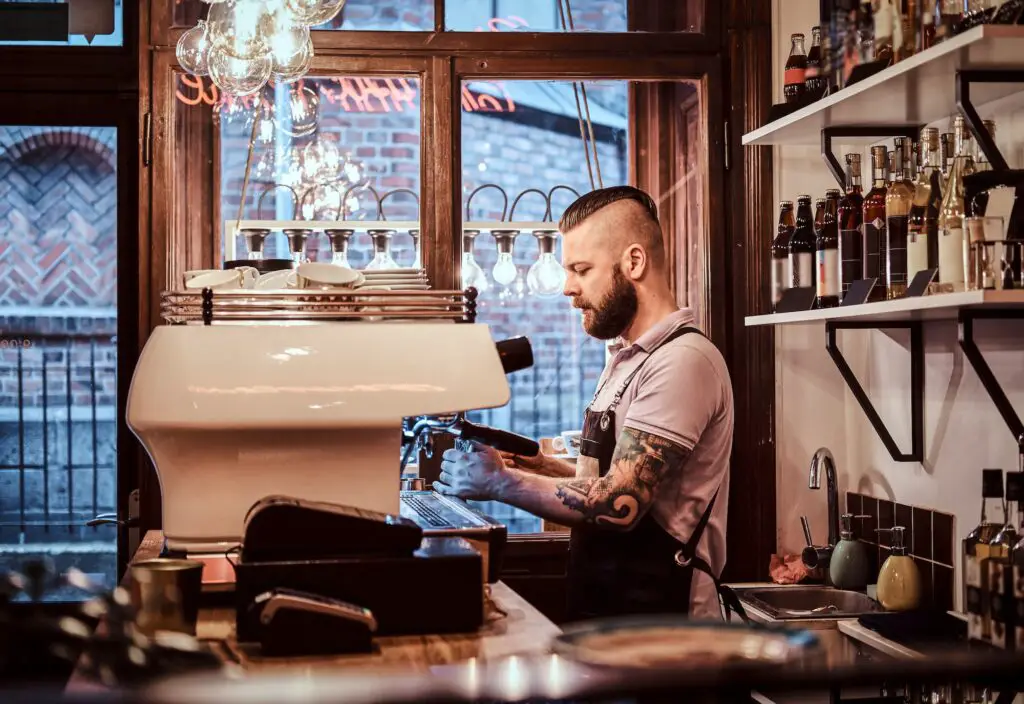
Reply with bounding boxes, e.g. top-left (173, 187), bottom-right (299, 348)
top-left (622, 344), bottom-right (723, 452)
